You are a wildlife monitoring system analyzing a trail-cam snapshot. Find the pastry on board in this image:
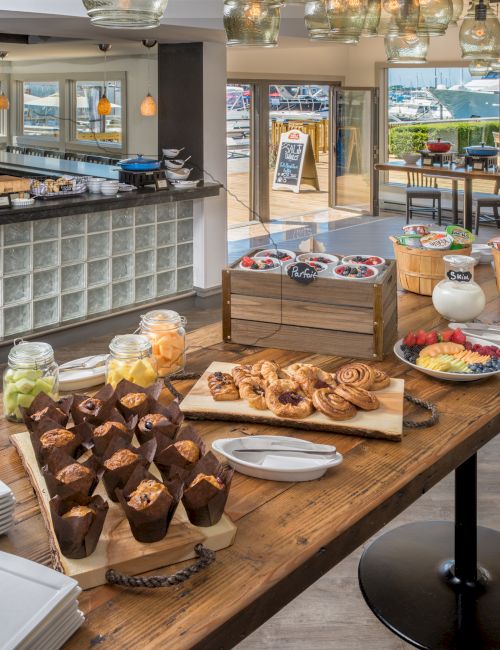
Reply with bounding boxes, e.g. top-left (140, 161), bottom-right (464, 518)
top-left (207, 371), bottom-right (239, 401)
